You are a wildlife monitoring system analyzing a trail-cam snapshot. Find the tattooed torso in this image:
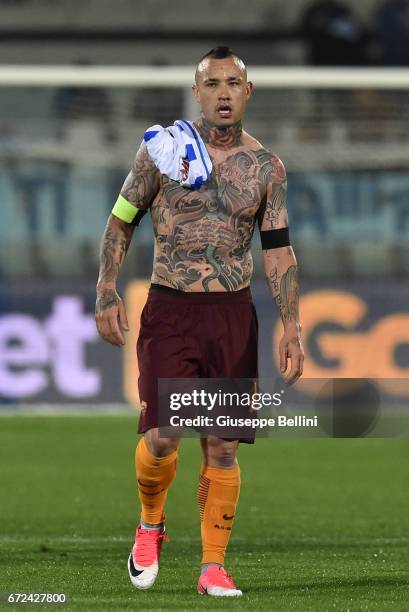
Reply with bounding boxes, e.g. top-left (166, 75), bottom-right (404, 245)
top-left (149, 137), bottom-right (279, 292)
